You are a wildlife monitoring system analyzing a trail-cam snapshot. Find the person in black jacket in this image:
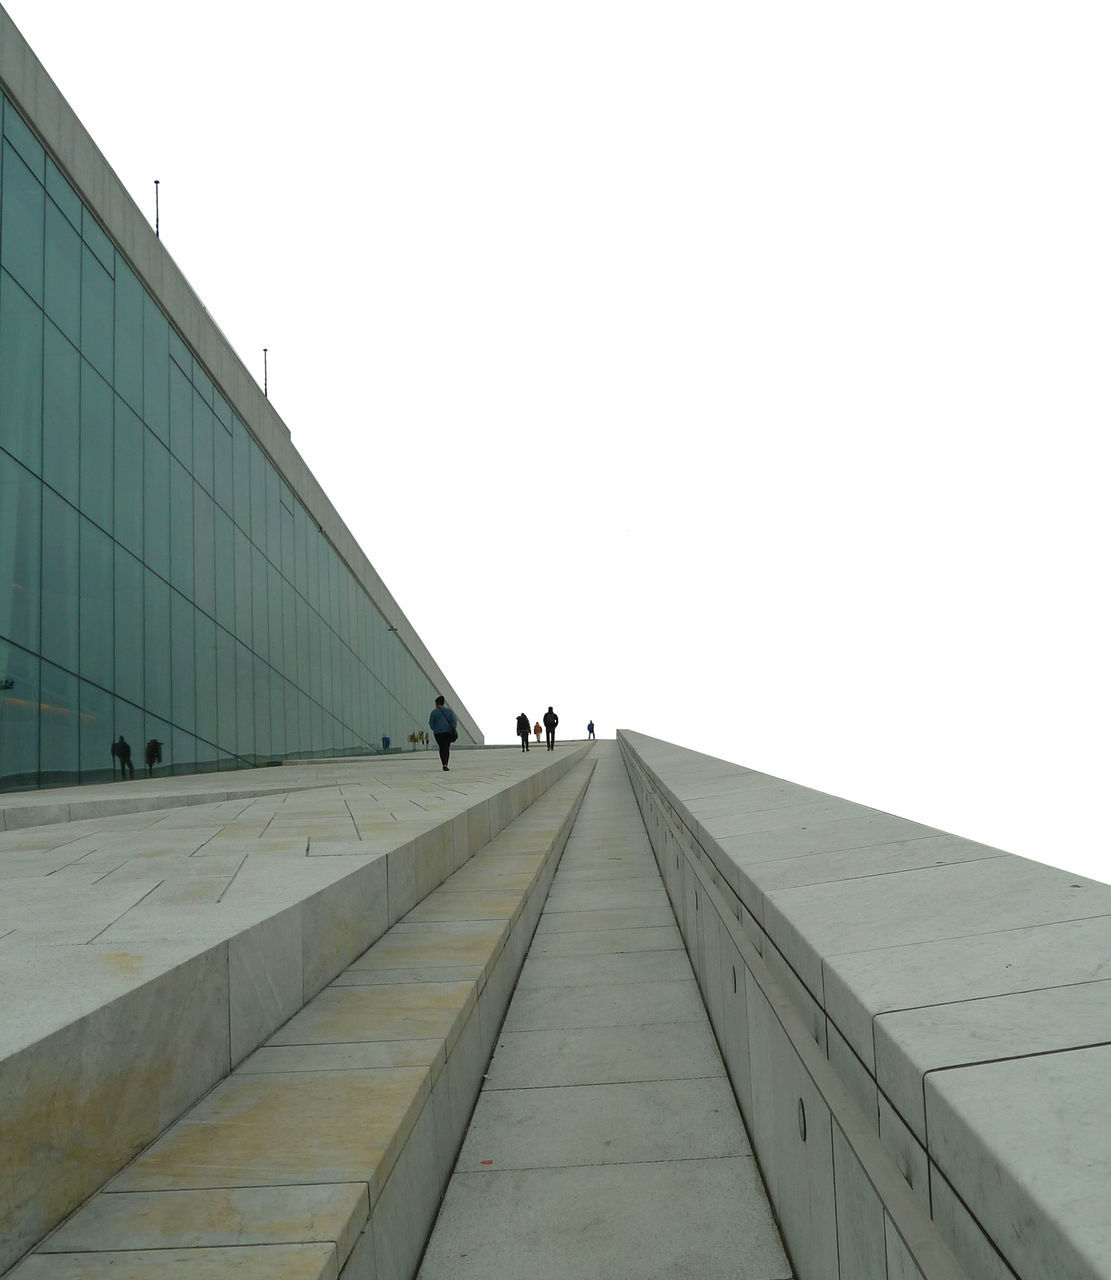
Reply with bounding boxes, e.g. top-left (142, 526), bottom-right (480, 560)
top-left (516, 712), bottom-right (531, 751)
top-left (542, 706), bottom-right (558, 751)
